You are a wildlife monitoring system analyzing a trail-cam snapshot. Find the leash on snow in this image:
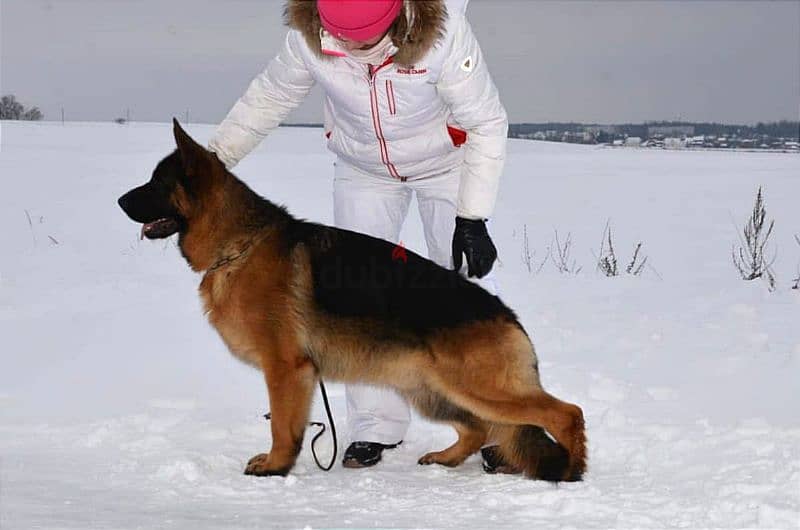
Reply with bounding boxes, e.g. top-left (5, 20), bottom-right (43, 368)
top-left (263, 380), bottom-right (338, 471)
